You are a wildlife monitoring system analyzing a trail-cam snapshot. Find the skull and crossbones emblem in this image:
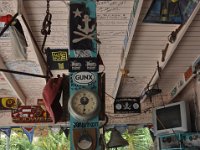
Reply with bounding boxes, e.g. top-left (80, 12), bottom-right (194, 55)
top-left (72, 8), bottom-right (96, 43)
